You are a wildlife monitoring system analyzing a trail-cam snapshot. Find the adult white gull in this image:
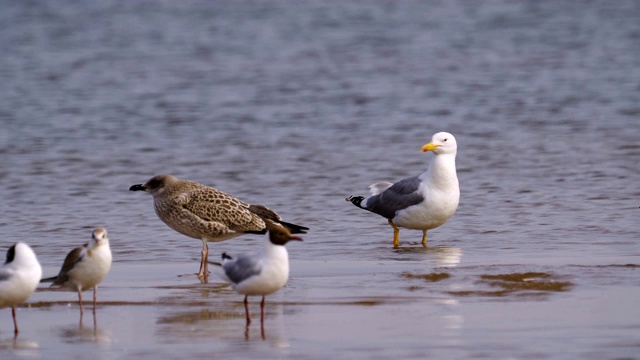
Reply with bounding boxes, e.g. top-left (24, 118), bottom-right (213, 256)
top-left (347, 132), bottom-right (459, 247)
